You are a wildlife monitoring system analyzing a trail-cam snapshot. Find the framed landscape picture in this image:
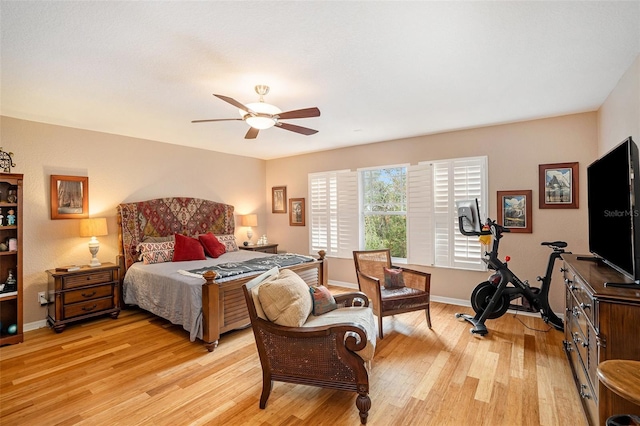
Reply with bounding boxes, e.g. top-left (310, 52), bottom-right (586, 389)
top-left (497, 190), bottom-right (532, 233)
top-left (50, 175), bottom-right (89, 220)
top-left (539, 162), bottom-right (579, 209)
